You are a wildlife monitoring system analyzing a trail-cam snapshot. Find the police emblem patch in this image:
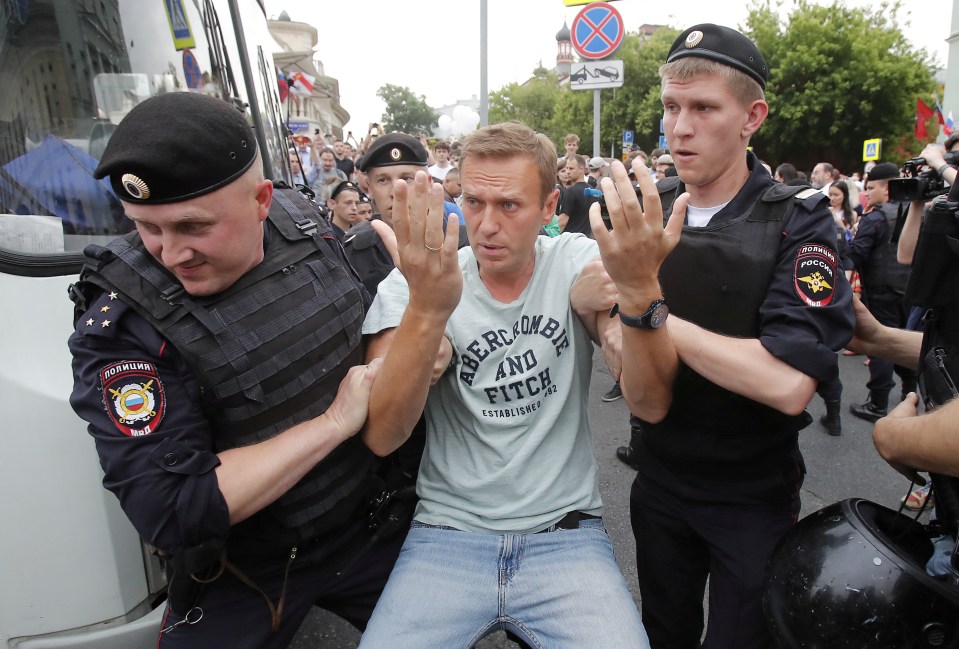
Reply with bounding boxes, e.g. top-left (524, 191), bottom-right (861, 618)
top-left (100, 361), bottom-right (166, 437)
top-left (794, 243), bottom-right (836, 307)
